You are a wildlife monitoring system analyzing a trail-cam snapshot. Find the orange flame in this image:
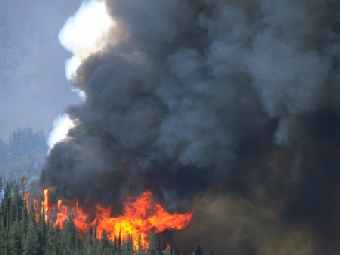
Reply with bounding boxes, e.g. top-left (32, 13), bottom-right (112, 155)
top-left (43, 189), bottom-right (50, 222)
top-left (55, 200), bottom-right (69, 229)
top-left (37, 189), bottom-right (192, 250)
